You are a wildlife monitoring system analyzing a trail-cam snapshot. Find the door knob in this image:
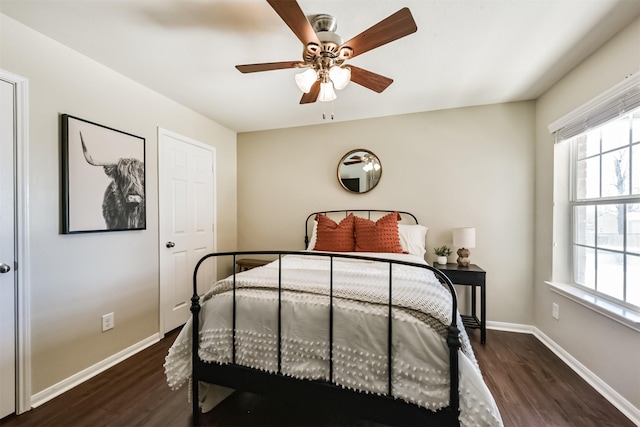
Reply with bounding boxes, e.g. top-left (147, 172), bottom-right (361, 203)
top-left (166, 241), bottom-right (175, 248)
top-left (0, 263), bottom-right (10, 274)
